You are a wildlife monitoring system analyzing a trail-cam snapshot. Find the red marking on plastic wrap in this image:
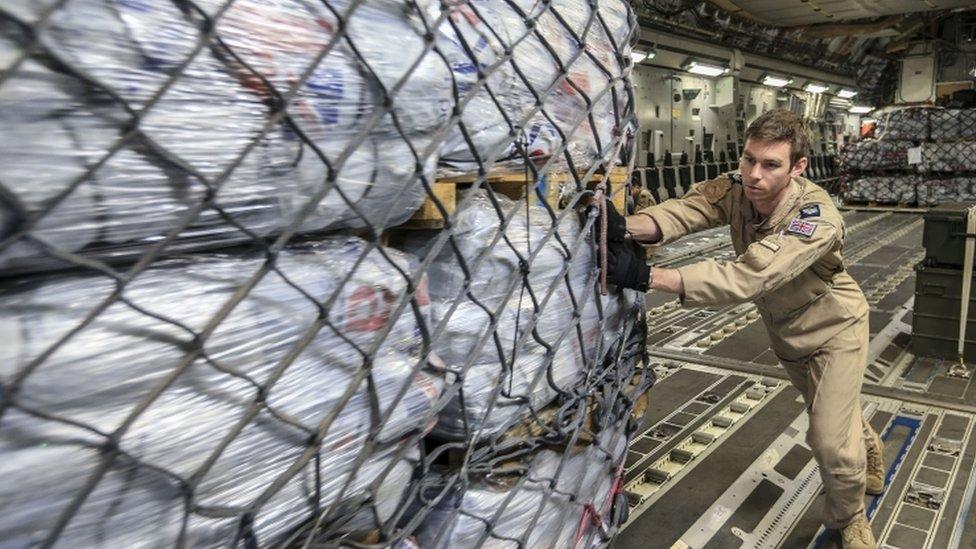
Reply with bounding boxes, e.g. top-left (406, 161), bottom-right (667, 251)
top-left (563, 71), bottom-right (591, 95)
top-left (415, 277), bottom-right (431, 307)
top-left (345, 286), bottom-right (397, 332)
